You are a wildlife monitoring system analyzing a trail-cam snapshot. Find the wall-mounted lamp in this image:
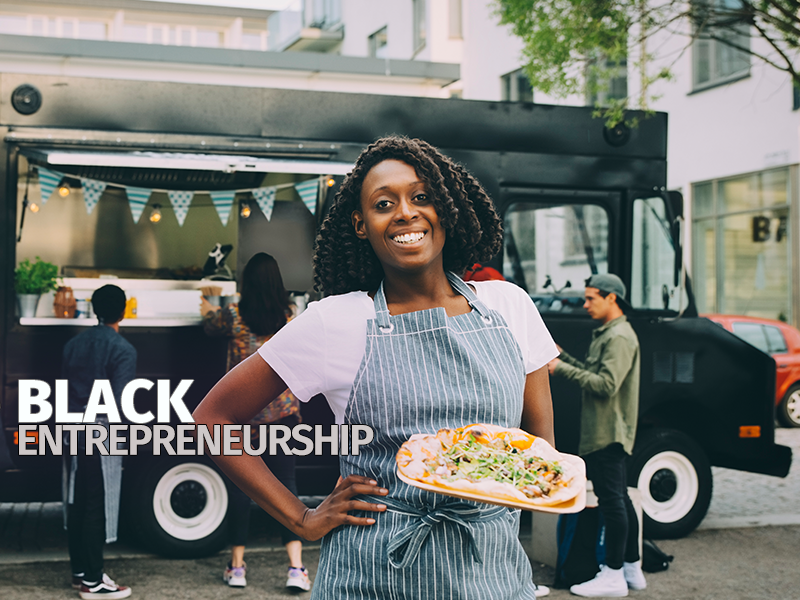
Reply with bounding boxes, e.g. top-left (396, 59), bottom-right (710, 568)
top-left (240, 200), bottom-right (252, 218)
top-left (149, 204), bottom-right (162, 223)
top-left (58, 182), bottom-right (71, 197)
